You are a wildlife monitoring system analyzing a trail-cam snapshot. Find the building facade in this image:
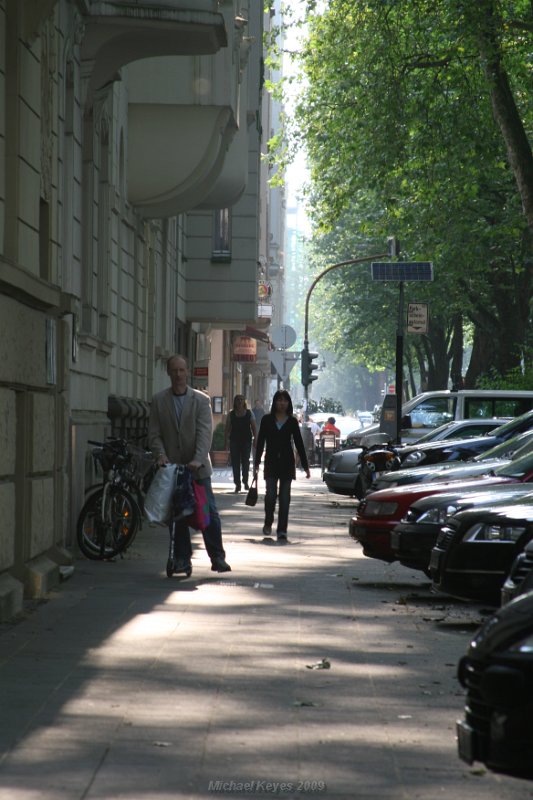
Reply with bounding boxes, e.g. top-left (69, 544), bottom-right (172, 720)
top-left (0, 0), bottom-right (277, 619)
